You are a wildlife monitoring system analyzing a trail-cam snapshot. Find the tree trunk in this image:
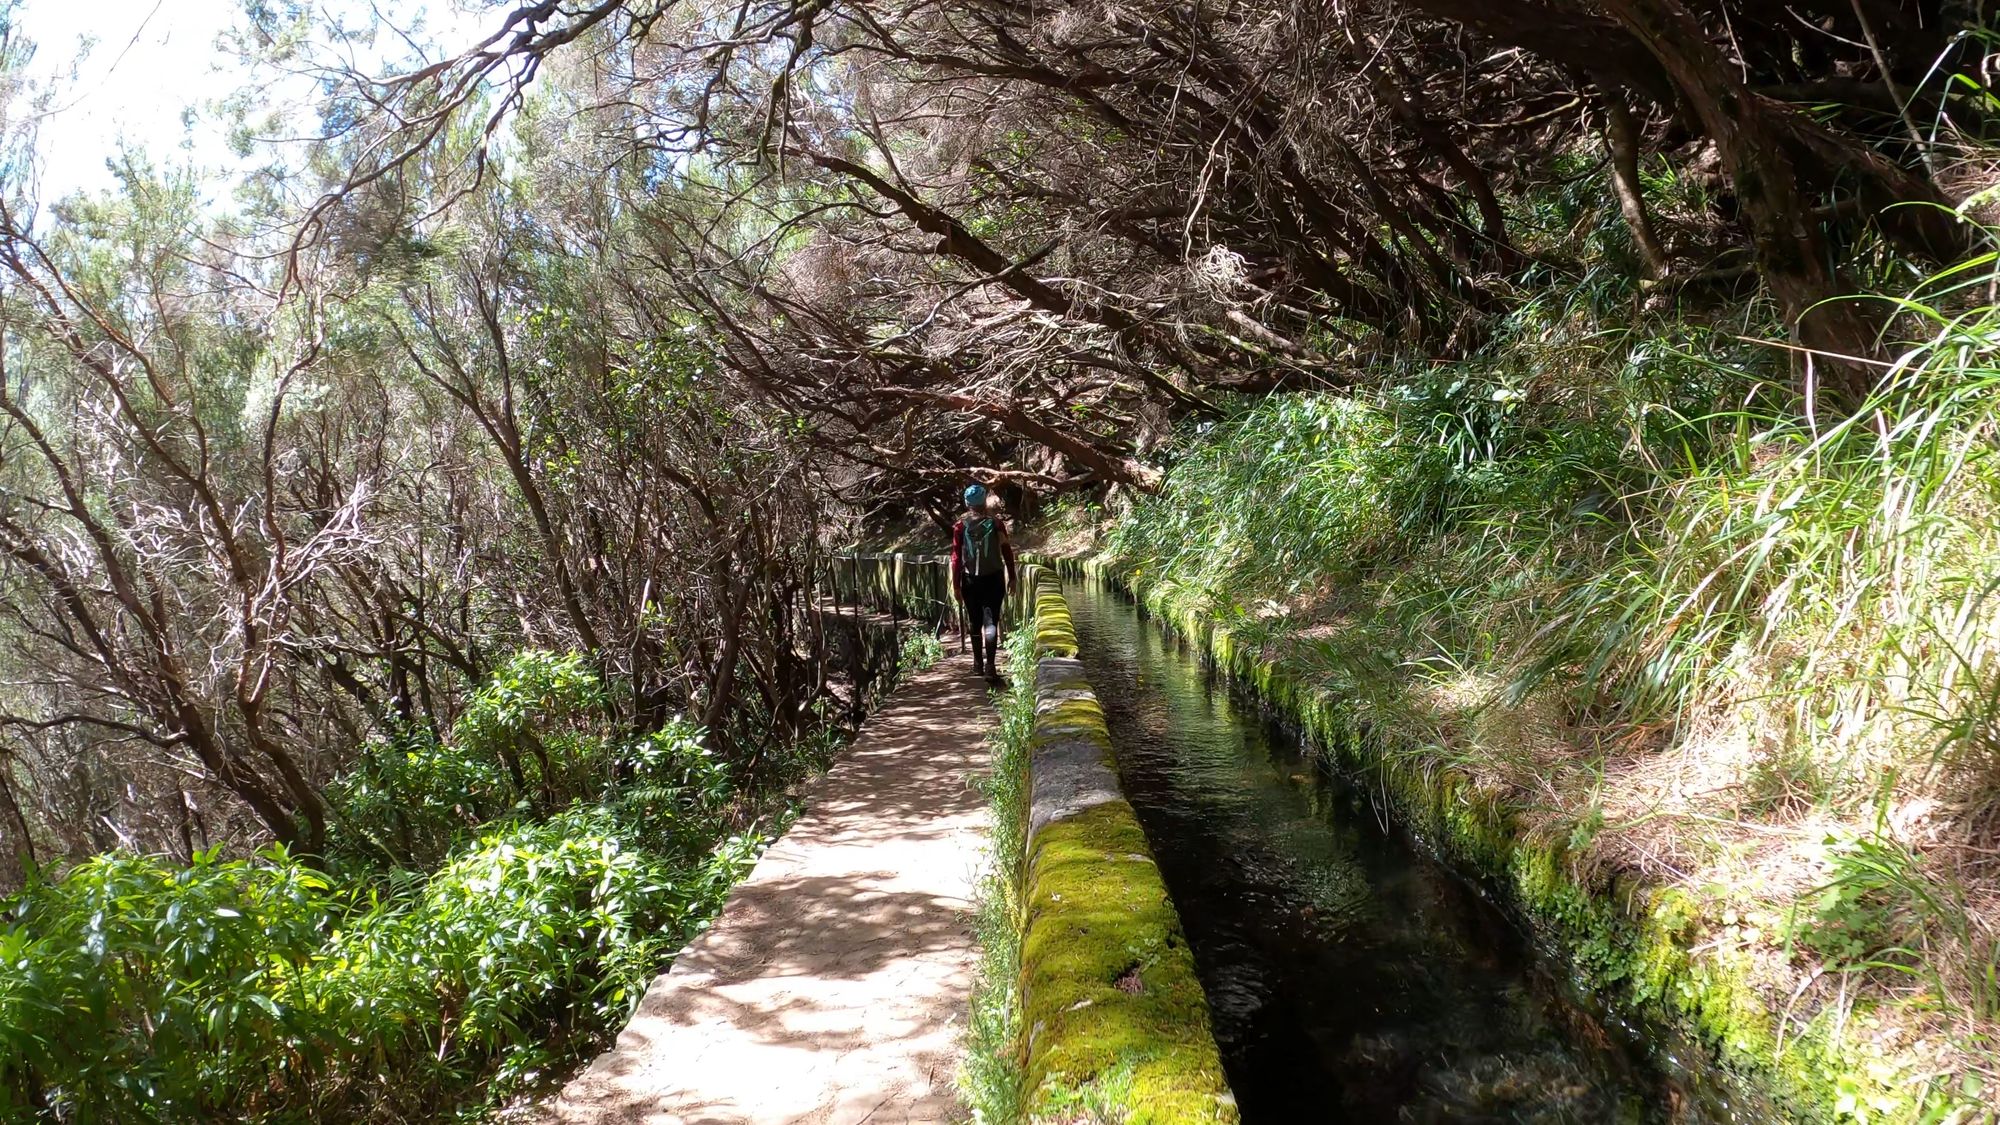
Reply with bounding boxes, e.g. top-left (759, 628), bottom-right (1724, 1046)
top-left (1404, 0), bottom-right (1676, 105)
top-left (700, 569), bottom-right (751, 743)
top-left (1599, 0), bottom-right (1884, 405)
top-left (1375, 60), bottom-right (1515, 264)
top-left (0, 764), bottom-right (37, 881)
top-left (1599, 91), bottom-right (1672, 280)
